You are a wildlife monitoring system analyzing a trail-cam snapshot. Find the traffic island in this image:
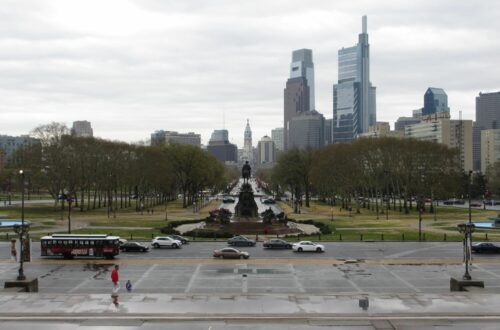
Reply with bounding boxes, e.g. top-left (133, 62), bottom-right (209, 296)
top-left (450, 277), bottom-right (484, 292)
top-left (4, 278), bottom-right (38, 292)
